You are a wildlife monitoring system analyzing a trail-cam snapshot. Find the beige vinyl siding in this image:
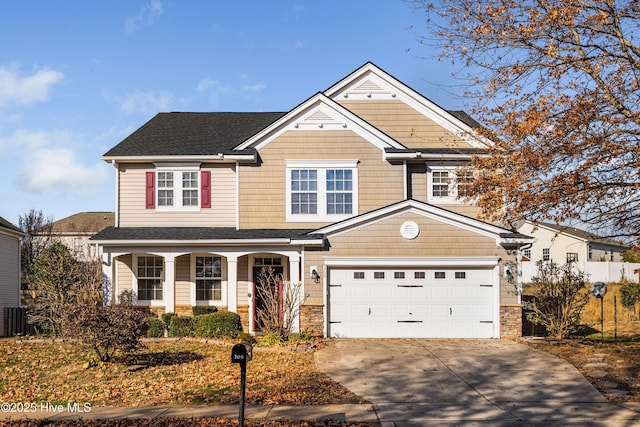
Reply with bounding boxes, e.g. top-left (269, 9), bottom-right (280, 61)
top-left (304, 212), bottom-right (518, 305)
top-left (0, 232), bottom-right (20, 336)
top-left (118, 163), bottom-right (236, 227)
top-left (338, 100), bottom-right (474, 149)
top-left (175, 255), bottom-right (191, 306)
top-left (237, 256), bottom-right (249, 305)
top-left (239, 130), bottom-right (404, 228)
top-left (116, 254), bottom-right (133, 295)
top-left (408, 163), bottom-right (428, 202)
